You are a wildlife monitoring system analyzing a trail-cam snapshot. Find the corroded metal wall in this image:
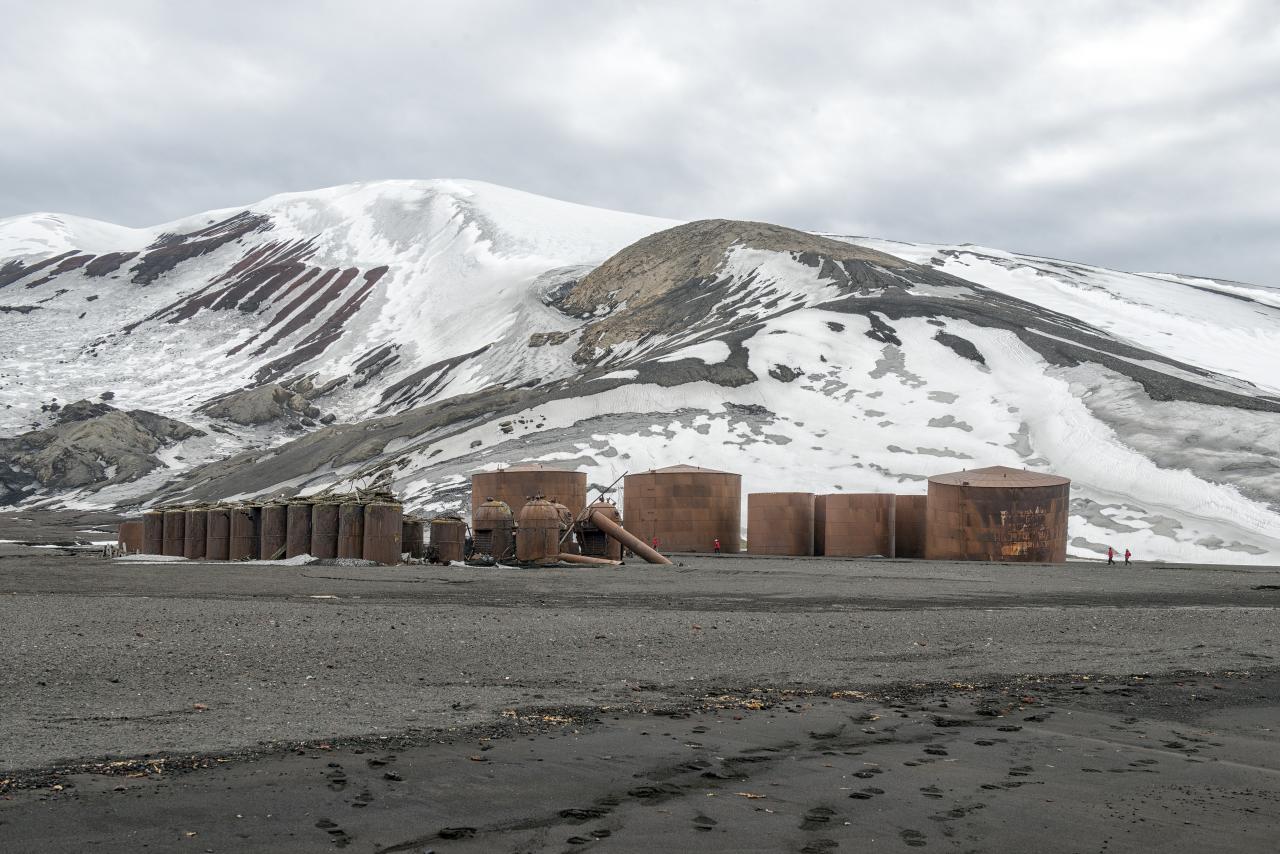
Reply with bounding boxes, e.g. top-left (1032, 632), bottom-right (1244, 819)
top-left (337, 502), bottom-right (365, 559)
top-left (162, 510), bottom-right (186, 557)
top-left (429, 516), bottom-right (466, 564)
top-left (622, 466), bottom-right (742, 553)
top-left (310, 503), bottom-right (339, 559)
top-left (260, 504), bottom-right (288, 560)
top-left (577, 500), bottom-right (623, 560)
top-left (471, 465), bottom-right (587, 523)
top-left (516, 498), bottom-right (561, 564)
top-left (747, 492), bottom-right (815, 555)
top-left (229, 506), bottom-right (260, 561)
top-left (183, 510), bottom-right (208, 560)
top-left (142, 511), bottom-right (164, 554)
top-left (472, 498), bottom-right (514, 560)
top-left (286, 502), bottom-right (313, 558)
top-left (206, 508), bottom-right (230, 560)
top-left (894, 495), bottom-right (927, 559)
top-left (402, 519), bottom-right (425, 559)
top-left (117, 520), bottom-right (143, 553)
top-left (362, 502), bottom-right (403, 565)
top-left (924, 466), bottom-right (1070, 562)
top-left (819, 494), bottom-right (895, 557)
